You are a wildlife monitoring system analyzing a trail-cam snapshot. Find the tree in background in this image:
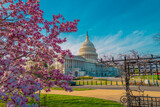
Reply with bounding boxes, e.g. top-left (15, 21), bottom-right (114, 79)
top-left (153, 33), bottom-right (160, 42)
top-left (100, 50), bottom-right (150, 78)
top-left (0, 0), bottom-right (79, 106)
